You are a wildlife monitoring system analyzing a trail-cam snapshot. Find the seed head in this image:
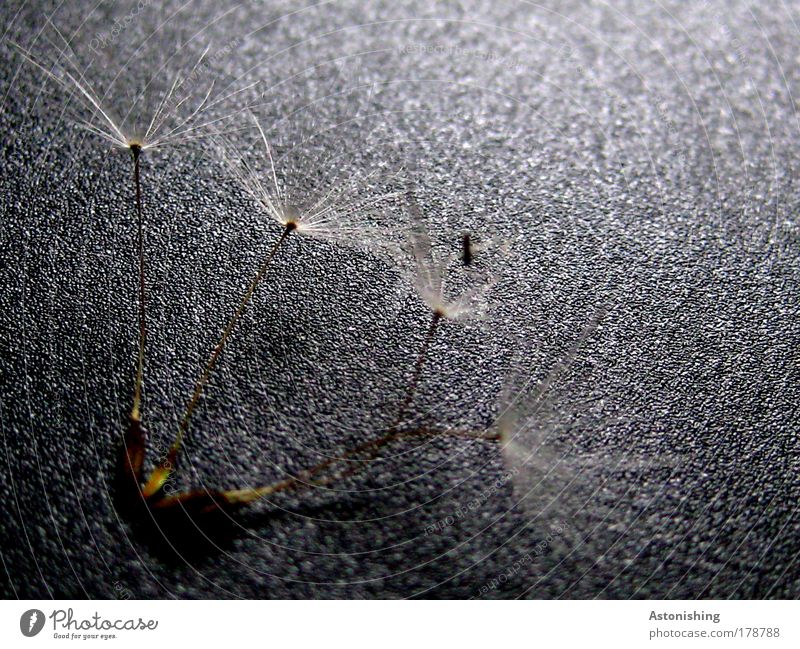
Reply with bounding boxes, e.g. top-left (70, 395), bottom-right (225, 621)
top-left (13, 26), bottom-right (255, 153)
top-left (217, 114), bottom-right (404, 254)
